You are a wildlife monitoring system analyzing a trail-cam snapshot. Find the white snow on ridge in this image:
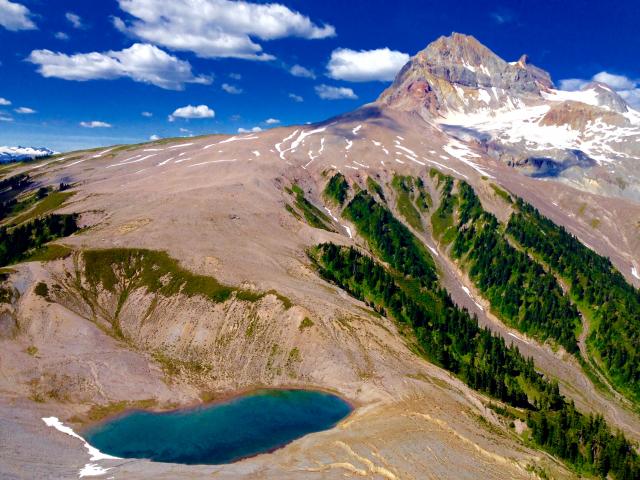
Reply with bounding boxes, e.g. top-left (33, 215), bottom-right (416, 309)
top-left (92, 147), bottom-right (114, 158)
top-left (187, 159), bottom-right (237, 167)
top-left (345, 139), bottom-right (353, 150)
top-left (443, 140), bottom-right (494, 178)
top-left (107, 154), bottom-right (156, 168)
top-left (423, 157), bottom-right (469, 179)
top-left (542, 88), bottom-right (601, 108)
top-left (477, 89), bottom-right (491, 104)
top-left (443, 92), bottom-right (640, 165)
top-left (324, 207), bottom-right (339, 222)
top-left (219, 135), bottom-right (259, 145)
top-left (275, 129), bottom-right (299, 160)
top-left (352, 124), bottom-right (362, 135)
top-left (632, 266), bottom-right (640, 280)
top-left (168, 142), bottom-right (194, 149)
top-left (394, 142), bottom-right (418, 158)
